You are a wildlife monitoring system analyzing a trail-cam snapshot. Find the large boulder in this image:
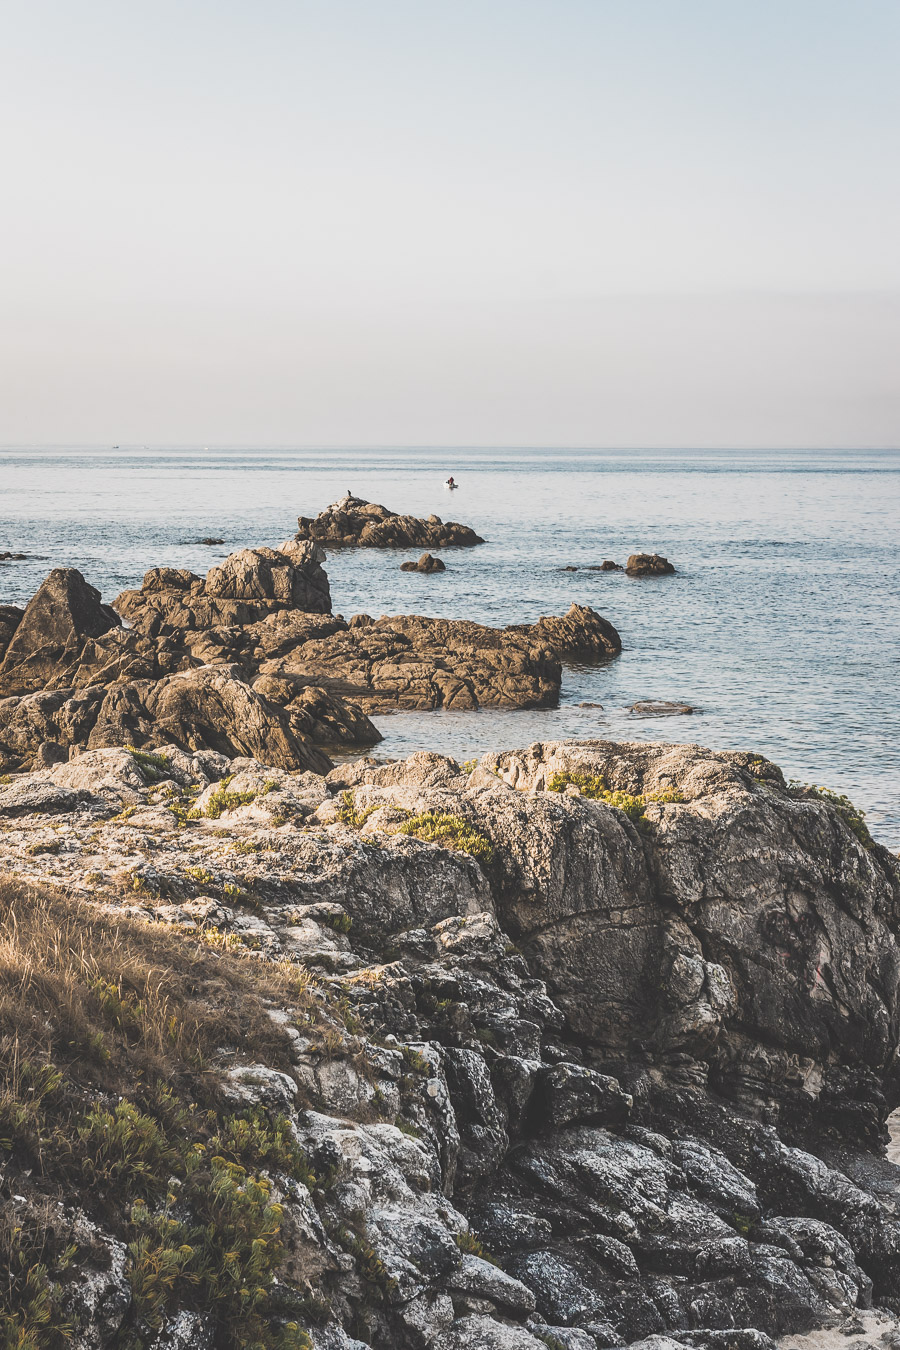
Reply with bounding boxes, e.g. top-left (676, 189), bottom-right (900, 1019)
top-left (0, 569), bottom-right (120, 695)
top-left (400, 553), bottom-right (447, 573)
top-left (296, 497), bottom-right (484, 548)
top-left (0, 665), bottom-right (335, 773)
